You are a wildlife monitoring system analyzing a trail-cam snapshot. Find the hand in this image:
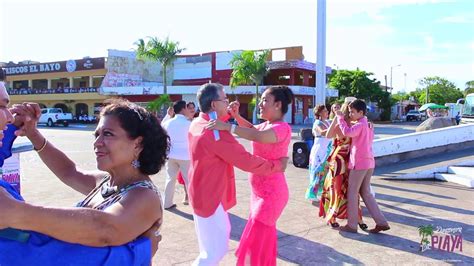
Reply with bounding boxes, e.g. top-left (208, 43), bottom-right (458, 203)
top-left (10, 102), bottom-right (41, 137)
top-left (279, 157), bottom-right (289, 171)
top-left (0, 187), bottom-right (20, 229)
top-left (205, 119), bottom-right (231, 131)
top-left (140, 218), bottom-right (162, 256)
top-left (227, 101), bottom-right (240, 118)
top-left (167, 107), bottom-right (174, 117)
